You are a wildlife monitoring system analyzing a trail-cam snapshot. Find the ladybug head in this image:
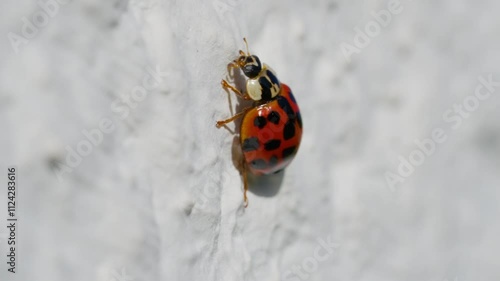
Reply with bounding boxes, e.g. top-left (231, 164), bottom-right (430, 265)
top-left (235, 55), bottom-right (262, 79)
top-left (232, 38), bottom-right (262, 79)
